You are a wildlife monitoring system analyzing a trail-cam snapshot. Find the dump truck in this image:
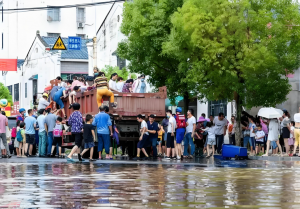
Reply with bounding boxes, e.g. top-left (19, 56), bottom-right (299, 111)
top-left (51, 82), bottom-right (167, 157)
